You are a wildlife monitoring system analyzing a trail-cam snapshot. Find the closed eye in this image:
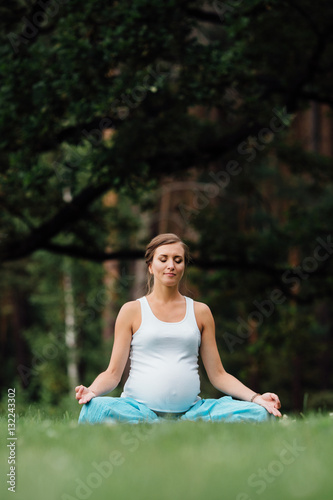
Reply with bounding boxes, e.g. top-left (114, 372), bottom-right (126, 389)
top-left (158, 254), bottom-right (183, 263)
